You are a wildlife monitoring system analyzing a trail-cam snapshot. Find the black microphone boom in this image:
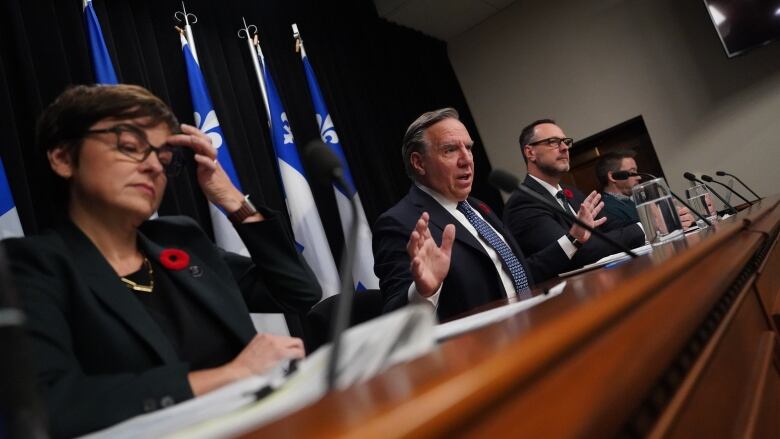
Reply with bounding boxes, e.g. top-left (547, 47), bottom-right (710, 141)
top-left (716, 170), bottom-right (761, 201)
top-left (489, 169), bottom-right (638, 258)
top-left (612, 171), bottom-right (712, 227)
top-left (305, 140), bottom-right (357, 391)
top-left (701, 174), bottom-right (752, 206)
top-left (683, 172), bottom-right (737, 215)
